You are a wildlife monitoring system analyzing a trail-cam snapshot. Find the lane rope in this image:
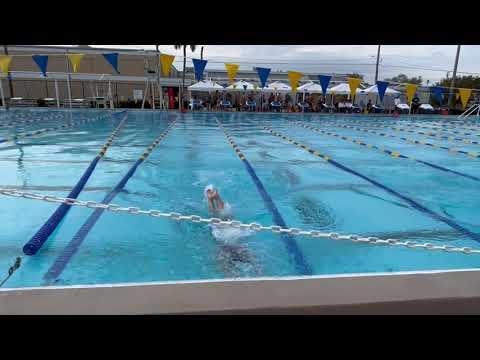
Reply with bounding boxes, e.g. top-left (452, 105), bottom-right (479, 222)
top-left (216, 118), bottom-right (312, 276)
top-left (42, 115), bottom-right (177, 284)
top-left (22, 112), bottom-right (129, 256)
top-left (262, 126), bottom-right (480, 244)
